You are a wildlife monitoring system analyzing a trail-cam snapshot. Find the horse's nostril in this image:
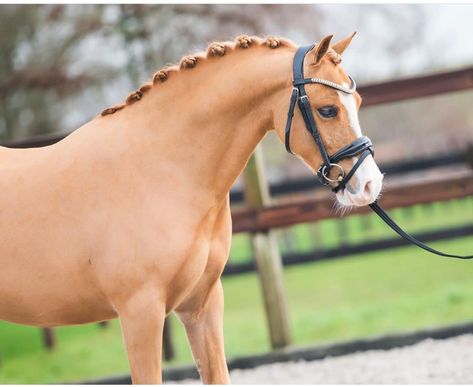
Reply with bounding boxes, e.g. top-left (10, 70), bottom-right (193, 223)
top-left (363, 181), bottom-right (373, 197)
